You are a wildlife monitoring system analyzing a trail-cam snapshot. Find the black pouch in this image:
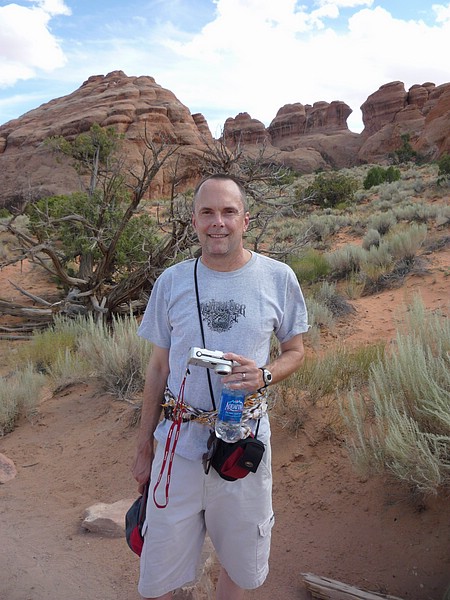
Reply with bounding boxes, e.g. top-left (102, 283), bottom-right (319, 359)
top-left (203, 431), bottom-right (265, 481)
top-left (125, 480), bottom-right (149, 556)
